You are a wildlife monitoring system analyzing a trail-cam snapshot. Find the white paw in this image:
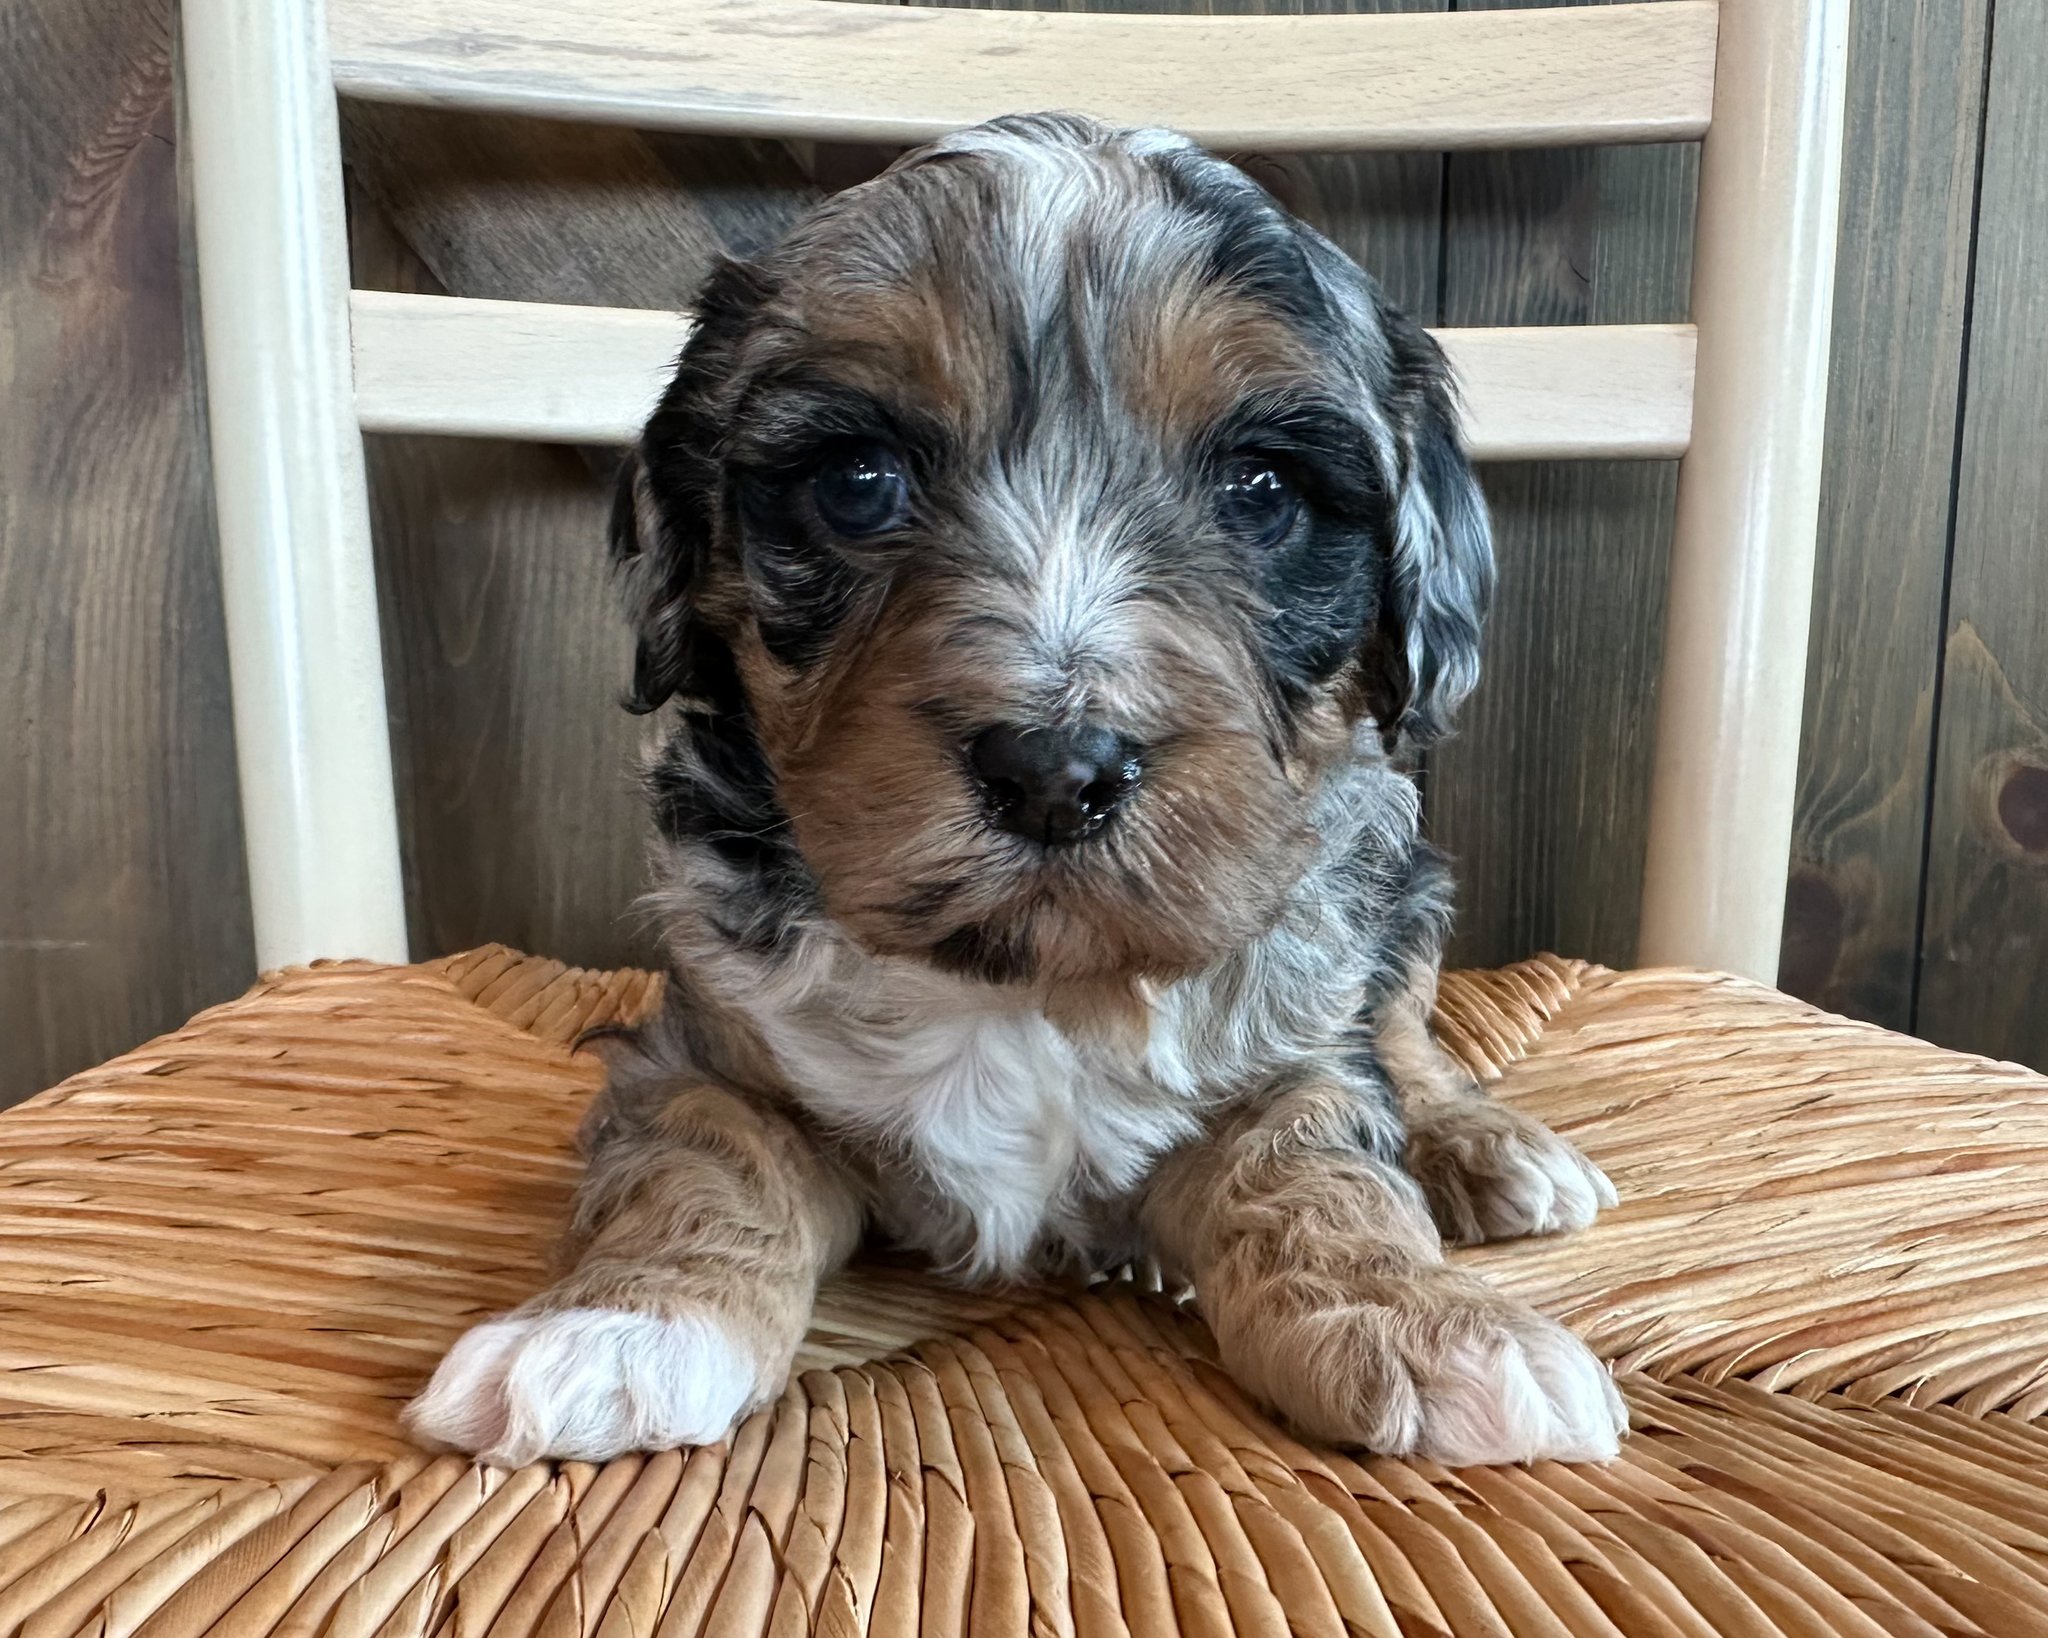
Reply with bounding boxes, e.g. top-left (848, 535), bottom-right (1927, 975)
top-left (1412, 1310), bottom-right (1627, 1466)
top-left (1409, 1104), bottom-right (1618, 1246)
top-left (402, 1307), bottom-right (762, 1467)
